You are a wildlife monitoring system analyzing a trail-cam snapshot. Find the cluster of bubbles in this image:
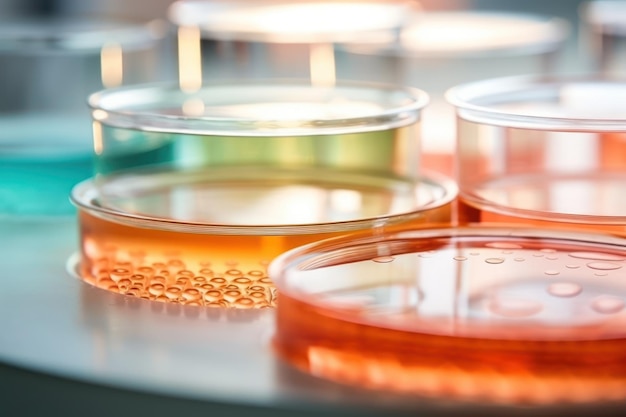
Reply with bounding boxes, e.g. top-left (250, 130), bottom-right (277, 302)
top-left (81, 248), bottom-right (277, 308)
